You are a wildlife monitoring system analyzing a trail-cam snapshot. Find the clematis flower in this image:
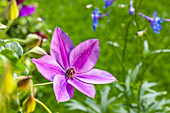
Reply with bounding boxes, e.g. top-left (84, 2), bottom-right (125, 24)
top-left (91, 7), bottom-right (110, 32)
top-left (128, 0), bottom-right (135, 15)
top-left (138, 12), bottom-right (163, 34)
top-left (31, 27), bottom-right (117, 102)
top-left (19, 5), bottom-right (35, 17)
top-left (104, 0), bottom-right (114, 9)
